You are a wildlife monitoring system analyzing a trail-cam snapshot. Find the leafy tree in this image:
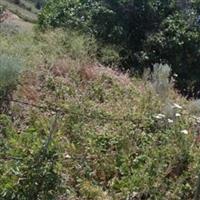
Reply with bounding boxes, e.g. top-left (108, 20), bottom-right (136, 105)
top-left (38, 0), bottom-right (178, 66)
top-left (143, 12), bottom-right (200, 97)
